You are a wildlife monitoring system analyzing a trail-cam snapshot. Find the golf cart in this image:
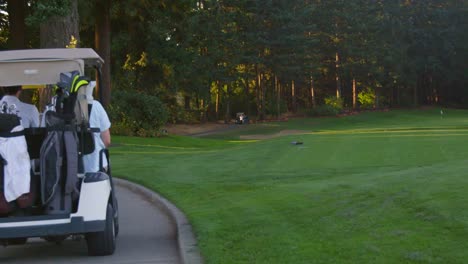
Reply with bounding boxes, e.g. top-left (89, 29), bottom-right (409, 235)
top-left (235, 112), bottom-right (249, 124)
top-left (0, 49), bottom-right (118, 256)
